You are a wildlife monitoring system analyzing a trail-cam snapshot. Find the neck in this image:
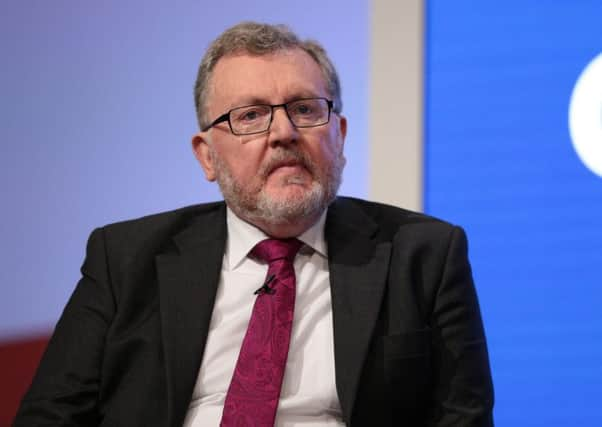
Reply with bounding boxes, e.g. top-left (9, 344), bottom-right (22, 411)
top-left (256, 217), bottom-right (319, 239)
top-left (232, 208), bottom-right (322, 239)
